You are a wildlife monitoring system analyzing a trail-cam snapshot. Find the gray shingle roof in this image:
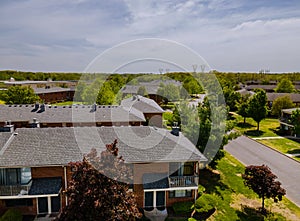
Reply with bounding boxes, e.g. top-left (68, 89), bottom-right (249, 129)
top-left (34, 87), bottom-right (75, 94)
top-left (282, 108), bottom-right (300, 115)
top-left (267, 93), bottom-right (300, 103)
top-left (0, 104), bottom-right (145, 123)
top-left (0, 126), bottom-right (207, 167)
top-left (121, 79), bottom-right (182, 95)
top-left (121, 95), bottom-right (164, 113)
